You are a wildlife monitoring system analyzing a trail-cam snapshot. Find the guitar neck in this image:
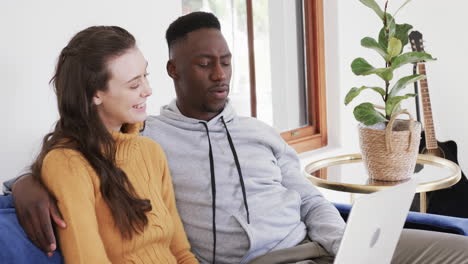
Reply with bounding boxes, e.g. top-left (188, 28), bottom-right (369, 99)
top-left (417, 64), bottom-right (438, 149)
